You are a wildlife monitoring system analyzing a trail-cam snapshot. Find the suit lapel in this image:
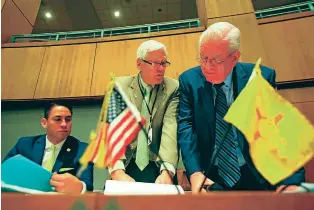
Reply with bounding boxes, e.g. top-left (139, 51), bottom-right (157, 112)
top-left (32, 135), bottom-right (46, 165)
top-left (129, 75), bottom-right (142, 112)
top-left (152, 82), bottom-right (166, 119)
top-left (234, 63), bottom-right (249, 98)
top-left (52, 136), bottom-right (78, 173)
